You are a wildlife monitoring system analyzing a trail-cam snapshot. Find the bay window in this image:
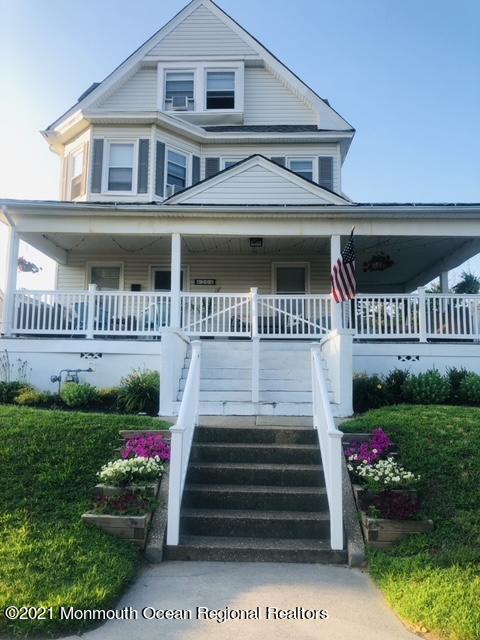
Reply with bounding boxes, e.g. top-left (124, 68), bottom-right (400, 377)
top-left (107, 143), bottom-right (134, 191)
top-left (70, 148), bottom-right (84, 199)
top-left (166, 149), bottom-right (187, 194)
